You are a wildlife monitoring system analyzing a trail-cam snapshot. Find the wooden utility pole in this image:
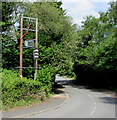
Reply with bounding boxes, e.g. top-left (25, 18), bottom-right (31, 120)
top-left (34, 18), bottom-right (38, 80)
top-left (20, 17), bottom-right (23, 79)
top-left (19, 16), bottom-right (38, 80)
